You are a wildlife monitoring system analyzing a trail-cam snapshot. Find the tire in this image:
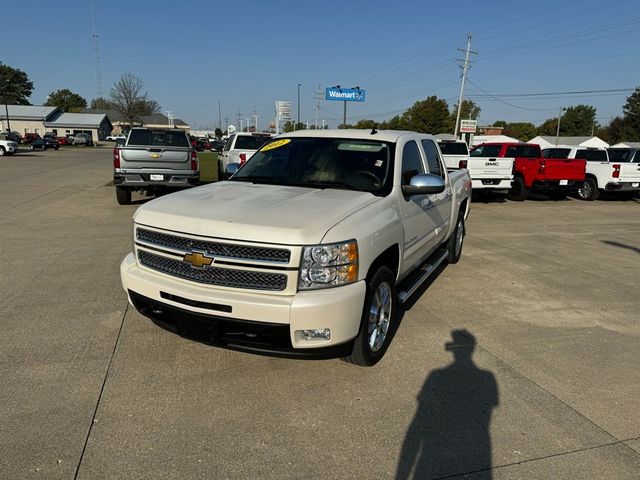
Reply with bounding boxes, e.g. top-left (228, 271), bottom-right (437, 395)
top-left (116, 187), bottom-right (132, 205)
top-left (547, 190), bottom-right (567, 201)
top-left (30, 145), bottom-right (35, 150)
top-left (507, 176), bottom-right (528, 201)
top-left (344, 266), bottom-right (396, 367)
top-left (576, 178), bottom-right (599, 201)
top-left (0, 147), bottom-right (5, 156)
top-left (446, 212), bottom-right (465, 264)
